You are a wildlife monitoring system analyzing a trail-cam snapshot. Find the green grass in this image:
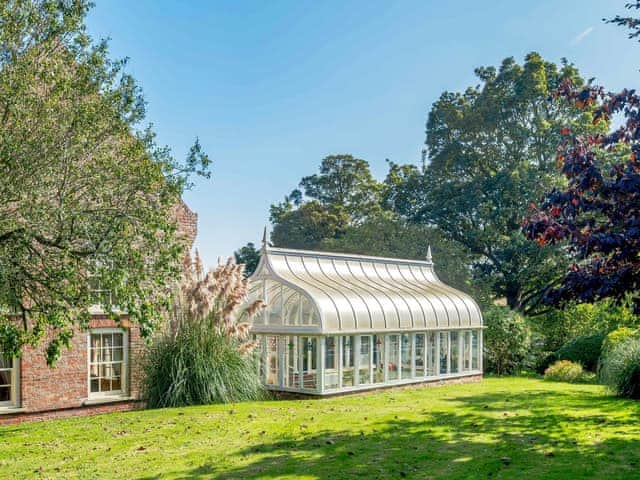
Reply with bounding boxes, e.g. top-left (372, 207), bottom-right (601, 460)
top-left (2, 377), bottom-right (639, 479)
